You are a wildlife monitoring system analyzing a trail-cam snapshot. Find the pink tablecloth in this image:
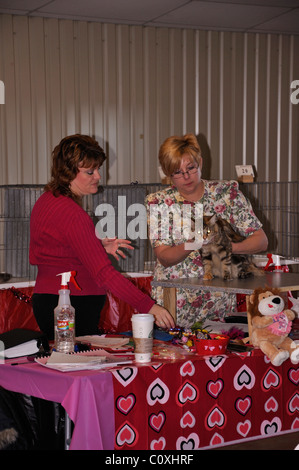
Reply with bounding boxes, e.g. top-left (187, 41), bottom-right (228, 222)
top-left (0, 361), bottom-right (115, 450)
